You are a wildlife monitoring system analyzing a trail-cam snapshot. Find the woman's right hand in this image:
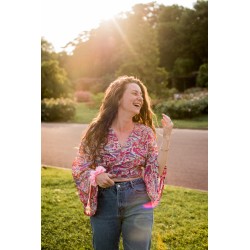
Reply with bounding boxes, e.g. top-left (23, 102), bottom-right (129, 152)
top-left (96, 172), bottom-right (116, 188)
top-left (161, 114), bottom-right (173, 137)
